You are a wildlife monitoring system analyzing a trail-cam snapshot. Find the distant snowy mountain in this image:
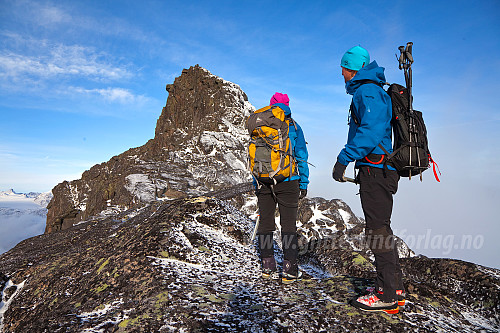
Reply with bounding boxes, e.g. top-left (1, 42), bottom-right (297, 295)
top-left (33, 192), bottom-right (53, 207)
top-left (0, 189), bottom-right (52, 254)
top-left (0, 189), bottom-right (52, 208)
